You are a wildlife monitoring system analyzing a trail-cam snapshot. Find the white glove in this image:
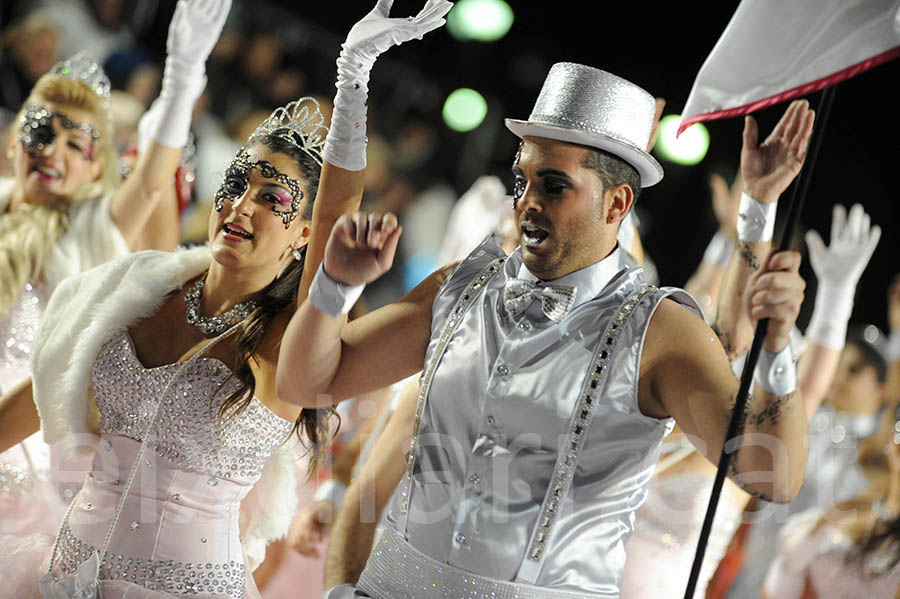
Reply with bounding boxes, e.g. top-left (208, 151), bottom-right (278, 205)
top-left (804, 203), bottom-right (881, 349)
top-left (145, 0), bottom-right (232, 148)
top-left (323, 0), bottom-right (452, 170)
